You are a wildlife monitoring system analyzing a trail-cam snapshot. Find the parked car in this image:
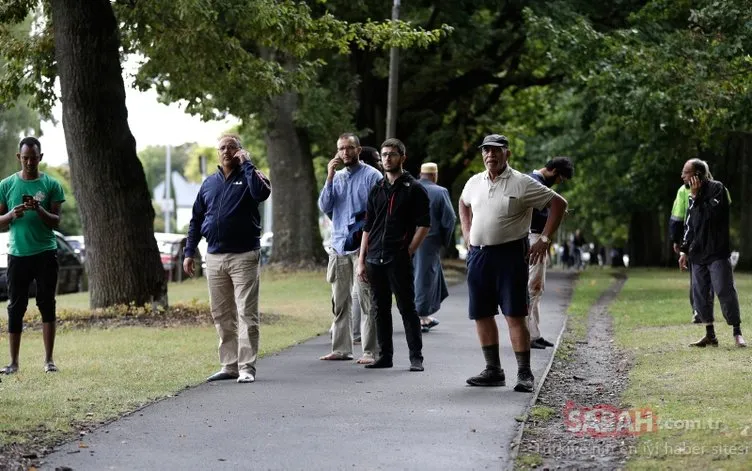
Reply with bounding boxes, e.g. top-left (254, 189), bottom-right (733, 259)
top-left (155, 232), bottom-right (201, 281)
top-left (64, 235), bottom-right (86, 263)
top-left (0, 231), bottom-right (86, 300)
